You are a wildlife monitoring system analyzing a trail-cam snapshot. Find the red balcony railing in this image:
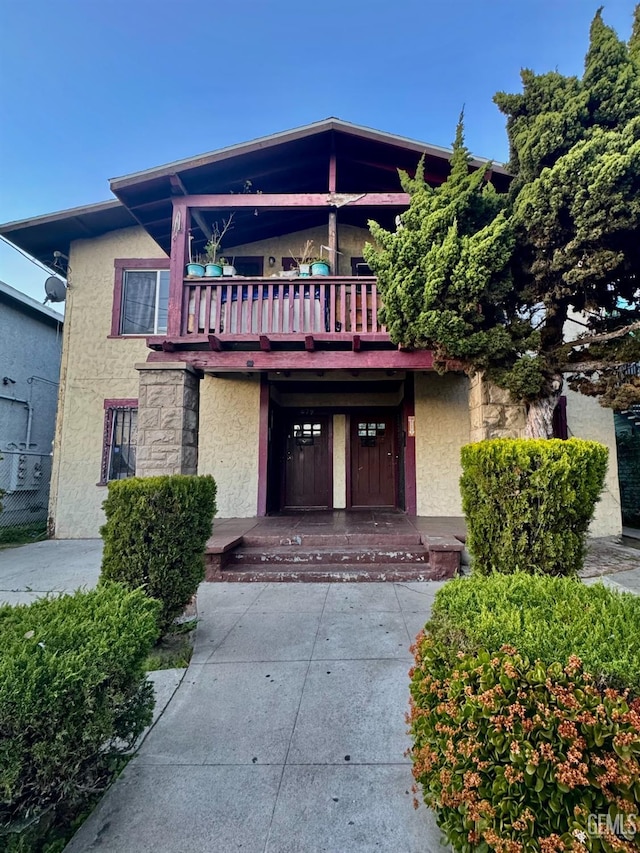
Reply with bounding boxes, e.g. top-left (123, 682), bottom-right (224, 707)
top-left (181, 276), bottom-right (386, 339)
